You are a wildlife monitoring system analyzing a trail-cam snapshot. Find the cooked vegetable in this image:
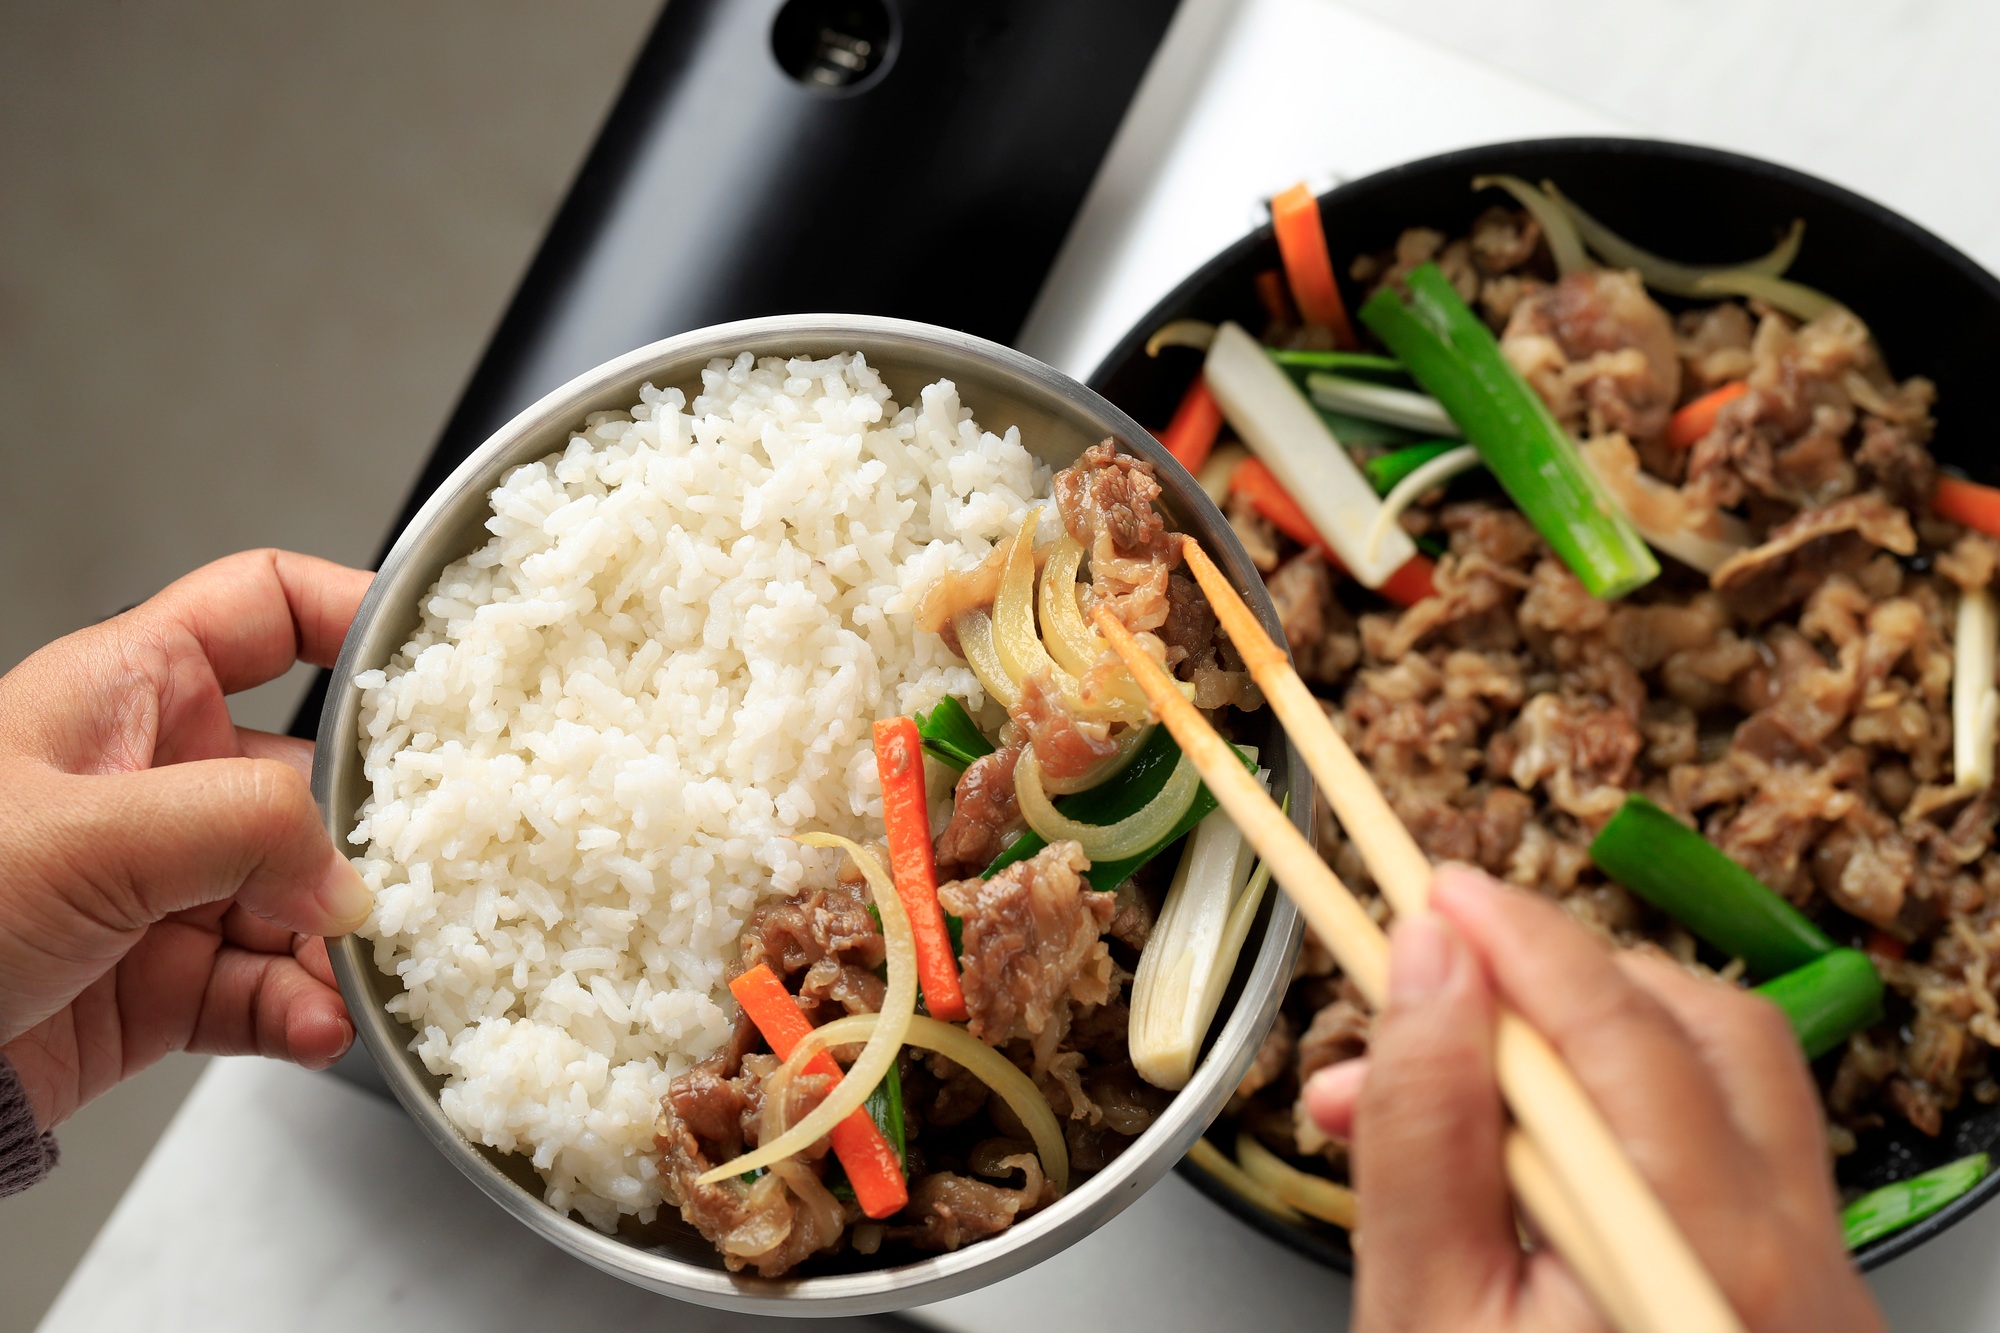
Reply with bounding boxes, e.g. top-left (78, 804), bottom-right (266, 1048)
top-left (1363, 439), bottom-right (1469, 495)
top-left (1664, 380), bottom-right (1749, 449)
top-left (1365, 443), bottom-right (1482, 565)
top-left (1957, 585), bottom-right (1999, 790)
top-left (1145, 319), bottom-right (1217, 356)
top-left (1691, 269), bottom-right (1839, 322)
top-left (1590, 793), bottom-right (1835, 978)
top-left (874, 717), bottom-right (968, 1022)
top-left (1753, 949), bottom-right (1884, 1060)
top-left (1304, 372), bottom-right (1461, 438)
top-left (1934, 475), bottom-right (2000, 540)
top-left (1842, 1153), bottom-right (1990, 1250)
top-left (992, 516), bottom-right (1143, 724)
top-left (953, 608), bottom-right (1020, 710)
top-left (1196, 442), bottom-right (1249, 507)
top-left (1186, 1137), bottom-right (1304, 1222)
top-left (1040, 722), bottom-right (1152, 796)
top-left (1016, 742), bottom-right (1202, 862)
top-left (1236, 1132), bottom-right (1358, 1228)
top-left (1472, 173), bottom-right (1589, 275)
top-left (1037, 534), bottom-right (1153, 715)
top-left (724, 963), bottom-right (909, 1218)
top-left (914, 695), bottom-right (993, 772)
top-left (1203, 319), bottom-right (1418, 589)
top-left (1159, 377), bottom-right (1224, 473)
top-left (1130, 792), bottom-right (1262, 1089)
top-left (786, 1012), bottom-right (1071, 1195)
top-left (1270, 182), bottom-right (1357, 348)
top-left (1228, 456), bottom-right (1438, 607)
top-left (1579, 434), bottom-right (1751, 575)
top-left (700, 835), bottom-right (917, 1184)
top-left (1268, 348), bottom-right (1407, 381)
top-left (1360, 263), bottom-right (1660, 599)
top-left (1542, 179), bottom-right (1805, 296)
